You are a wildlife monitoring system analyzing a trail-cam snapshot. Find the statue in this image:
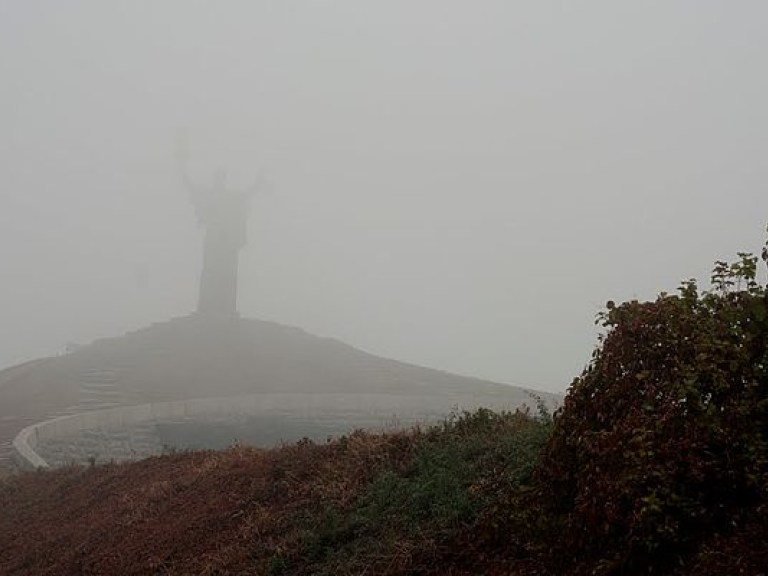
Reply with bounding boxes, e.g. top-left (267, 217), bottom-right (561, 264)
top-left (177, 139), bottom-right (258, 317)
